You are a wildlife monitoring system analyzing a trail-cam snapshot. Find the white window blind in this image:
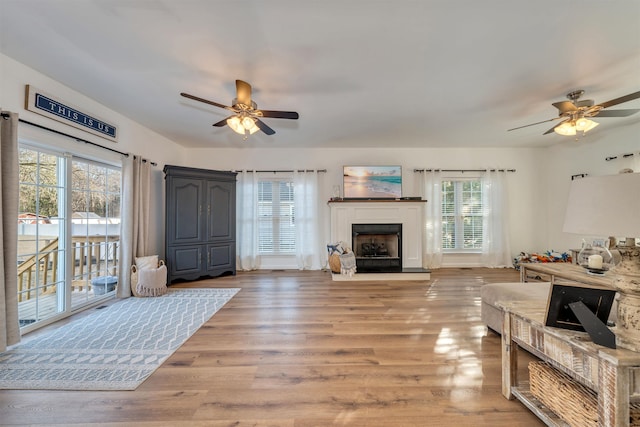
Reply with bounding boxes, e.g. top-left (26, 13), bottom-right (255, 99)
top-left (258, 179), bottom-right (296, 254)
top-left (441, 179), bottom-right (483, 250)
